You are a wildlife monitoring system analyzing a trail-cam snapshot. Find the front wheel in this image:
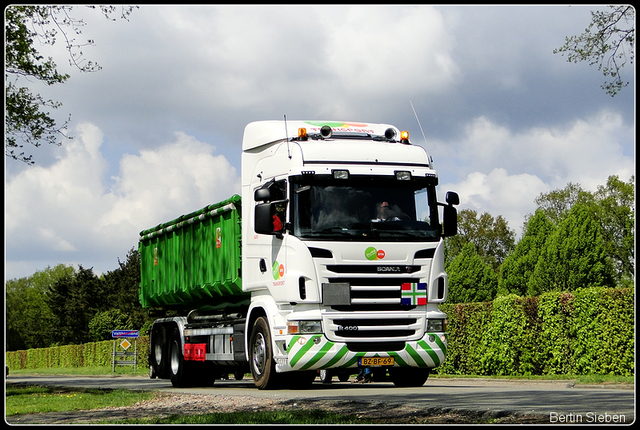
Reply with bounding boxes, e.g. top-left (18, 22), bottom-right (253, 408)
top-left (249, 316), bottom-right (282, 390)
top-left (389, 367), bottom-right (430, 387)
